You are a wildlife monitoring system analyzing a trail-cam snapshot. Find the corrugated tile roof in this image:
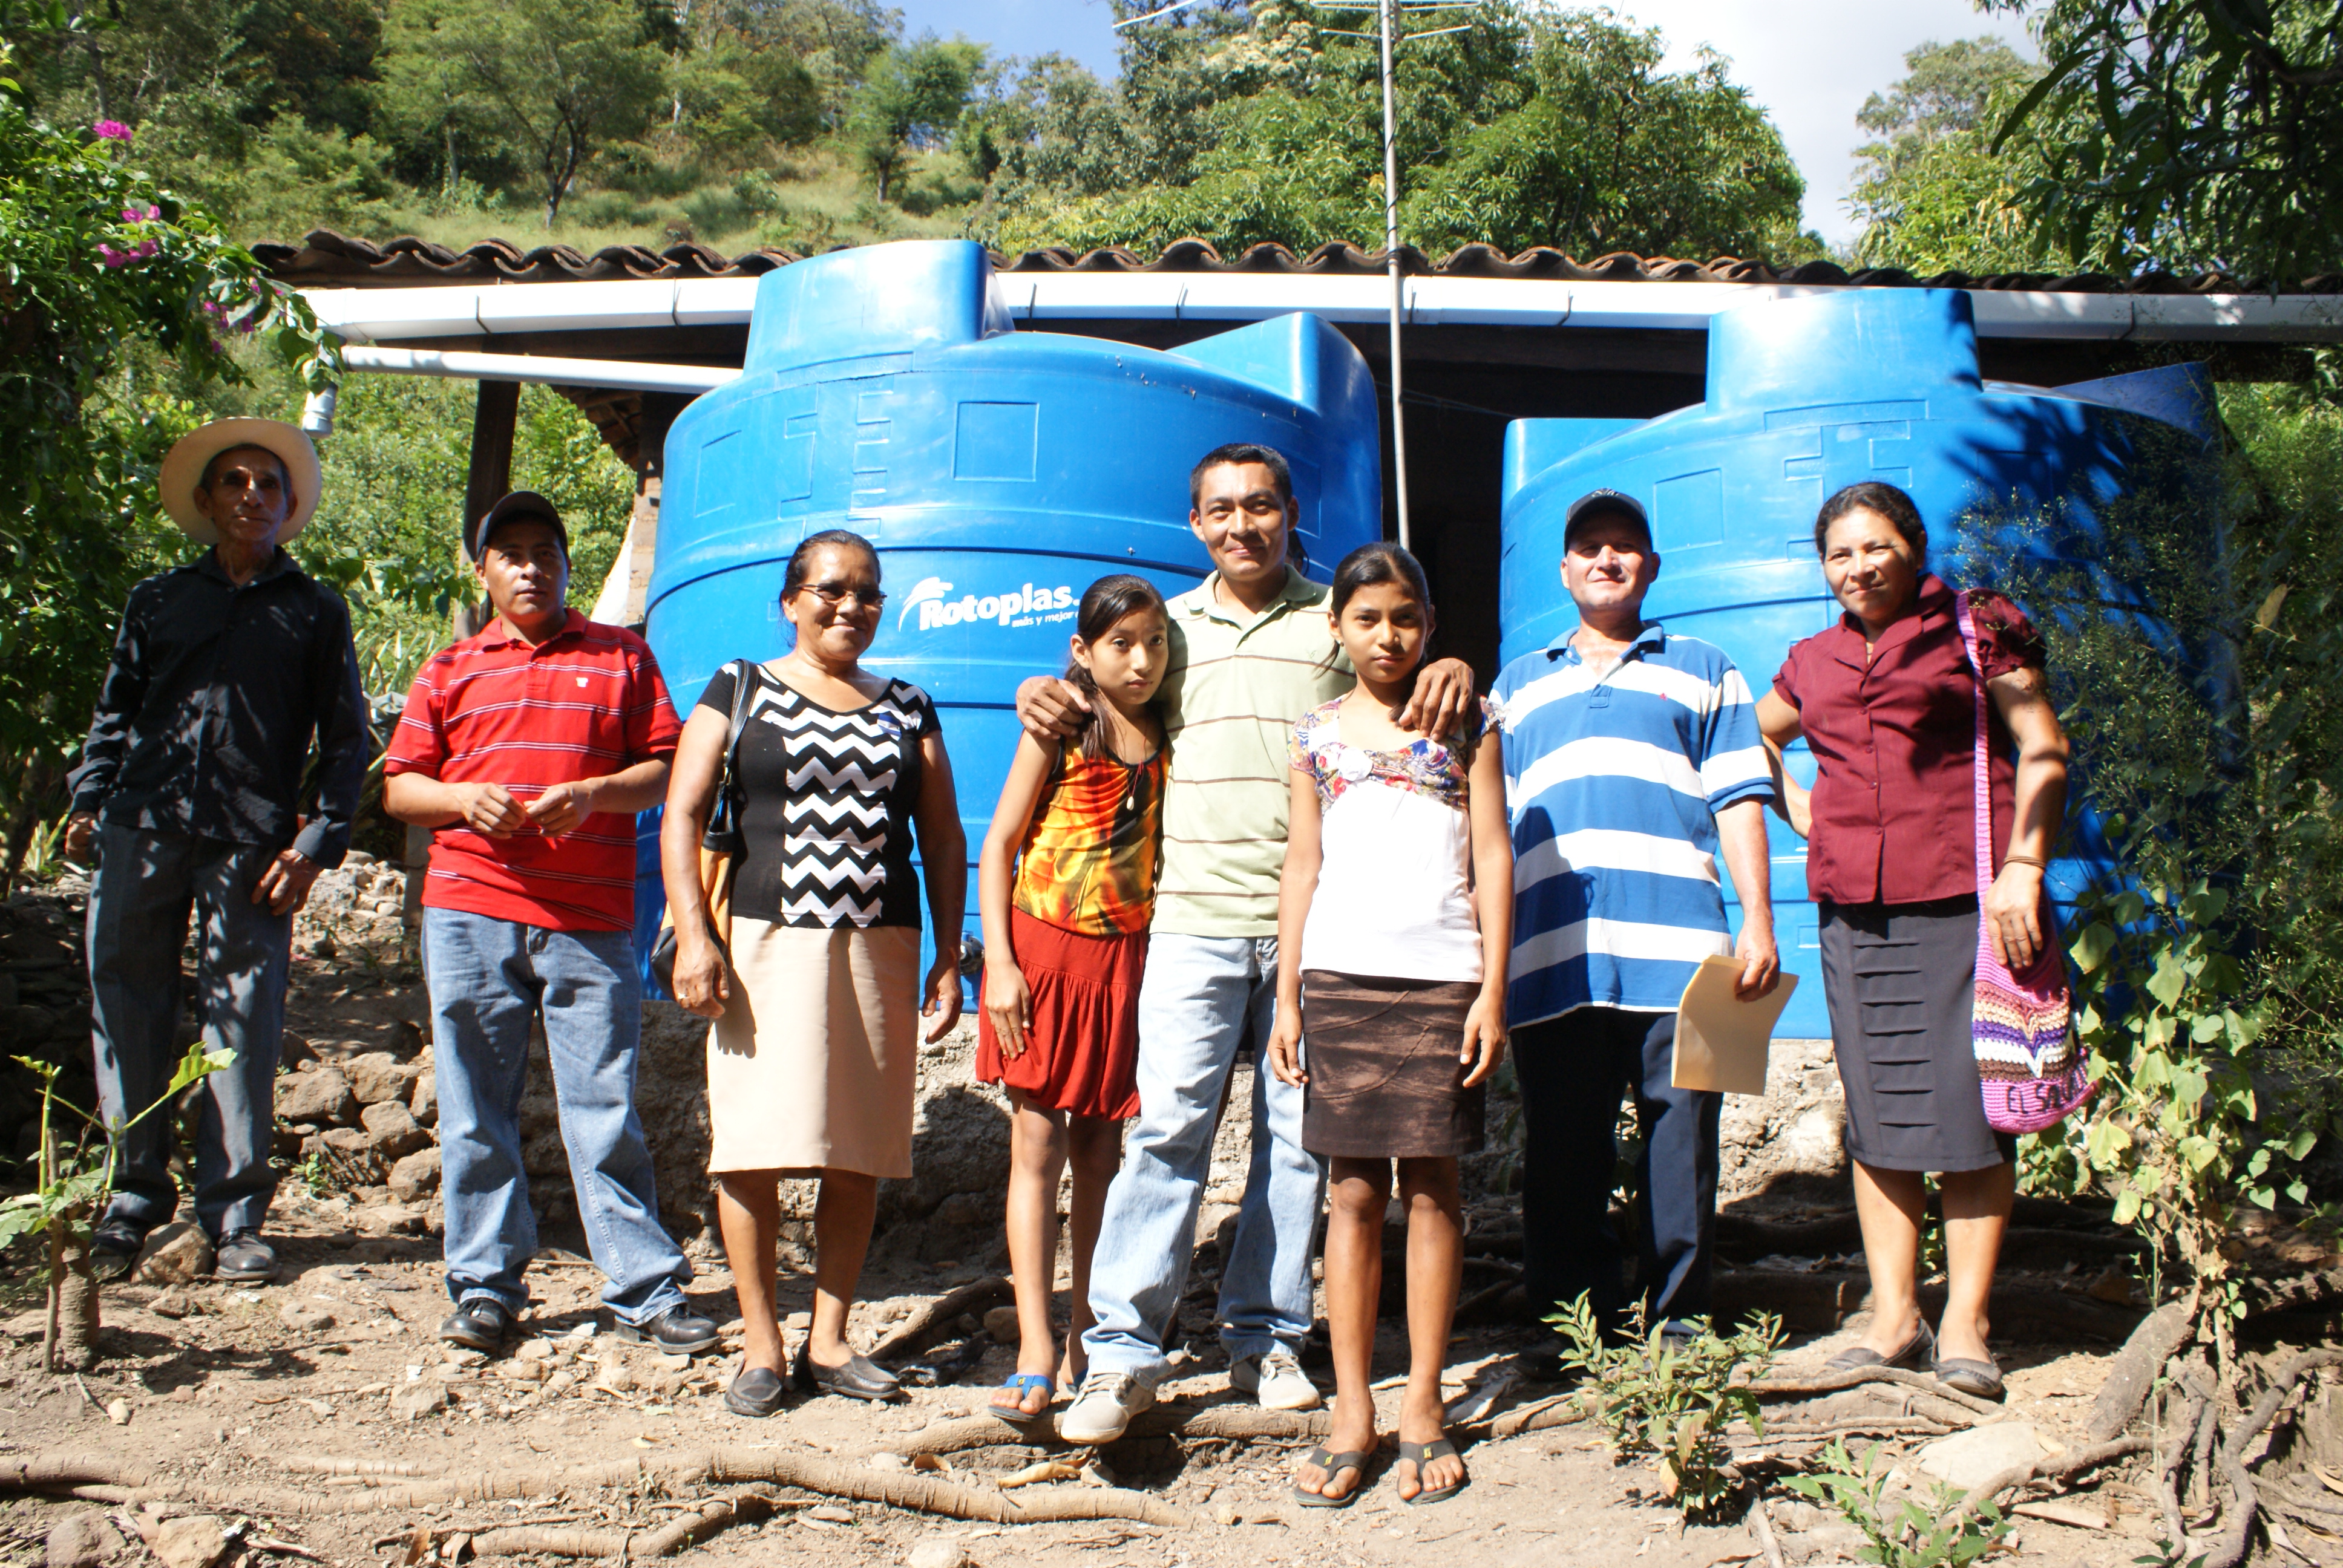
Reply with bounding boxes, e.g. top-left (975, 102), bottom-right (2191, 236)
top-left (254, 227), bottom-right (2341, 295)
